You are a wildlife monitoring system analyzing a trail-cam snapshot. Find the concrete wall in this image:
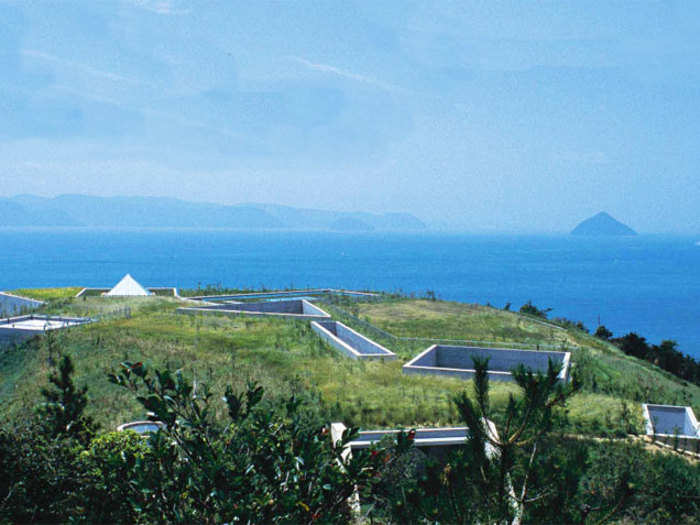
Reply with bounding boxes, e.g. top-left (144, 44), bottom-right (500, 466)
top-left (312, 320), bottom-right (396, 360)
top-left (650, 434), bottom-right (700, 454)
top-left (0, 292), bottom-right (44, 317)
top-left (643, 404), bottom-right (700, 436)
top-left (188, 289), bottom-right (378, 302)
top-left (177, 299), bottom-right (331, 321)
top-left (404, 345), bottom-right (570, 382)
top-left (0, 315), bottom-right (91, 347)
top-left (228, 299), bottom-right (305, 314)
